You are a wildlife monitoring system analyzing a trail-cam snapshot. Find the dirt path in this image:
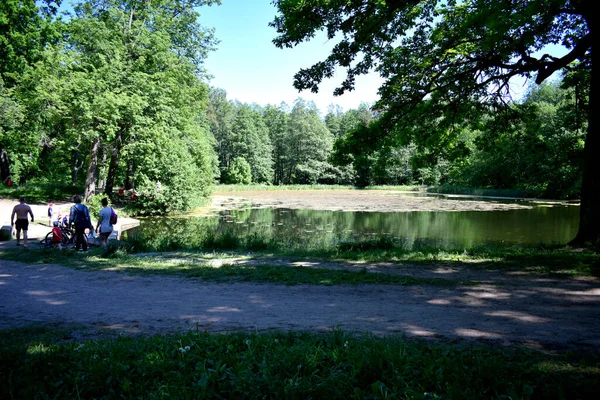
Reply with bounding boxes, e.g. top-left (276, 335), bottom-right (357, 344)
top-left (1, 258), bottom-right (600, 351)
top-left (1, 191), bottom-right (598, 350)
